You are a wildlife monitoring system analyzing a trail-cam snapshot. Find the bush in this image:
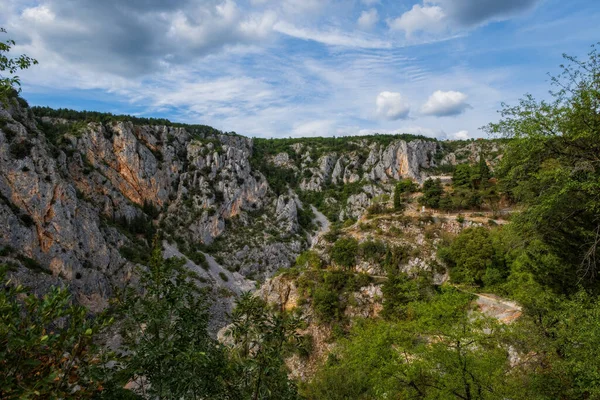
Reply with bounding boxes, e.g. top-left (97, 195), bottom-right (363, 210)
top-left (0, 267), bottom-right (113, 399)
top-left (330, 237), bottom-right (358, 269)
top-left (296, 250), bottom-right (322, 269)
top-left (440, 227), bottom-right (507, 286)
top-left (189, 250), bottom-right (210, 270)
top-left (359, 240), bottom-right (387, 263)
top-left (419, 178), bottom-right (444, 209)
top-left (313, 287), bottom-right (340, 322)
top-left (219, 272), bottom-right (229, 282)
top-left (394, 179), bottom-right (416, 210)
